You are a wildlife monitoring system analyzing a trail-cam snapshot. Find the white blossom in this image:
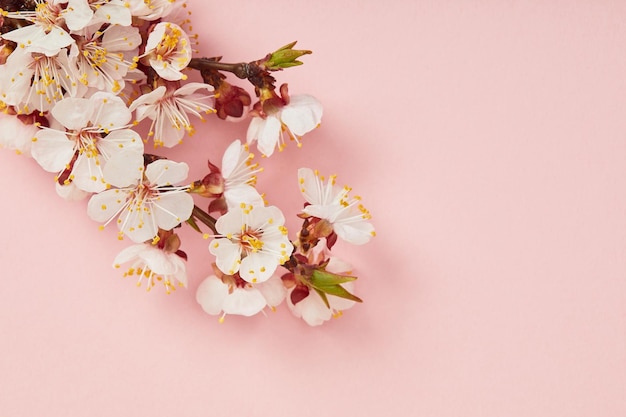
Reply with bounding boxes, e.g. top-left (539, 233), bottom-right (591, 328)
top-left (298, 168), bottom-right (375, 245)
top-left (31, 92), bottom-right (142, 192)
top-left (127, 0), bottom-right (180, 21)
top-left (247, 94), bottom-right (322, 157)
top-left (196, 273), bottom-right (285, 322)
top-left (71, 24), bottom-right (141, 94)
top-left (87, 151), bottom-right (194, 243)
top-left (0, 47), bottom-right (83, 113)
top-left (113, 242), bottom-right (188, 293)
top-left (209, 204), bottom-right (293, 283)
top-left (0, 112), bottom-right (37, 156)
top-left (140, 22), bottom-right (191, 81)
top-left (0, 0), bottom-right (76, 55)
top-left (129, 82), bottom-right (214, 147)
